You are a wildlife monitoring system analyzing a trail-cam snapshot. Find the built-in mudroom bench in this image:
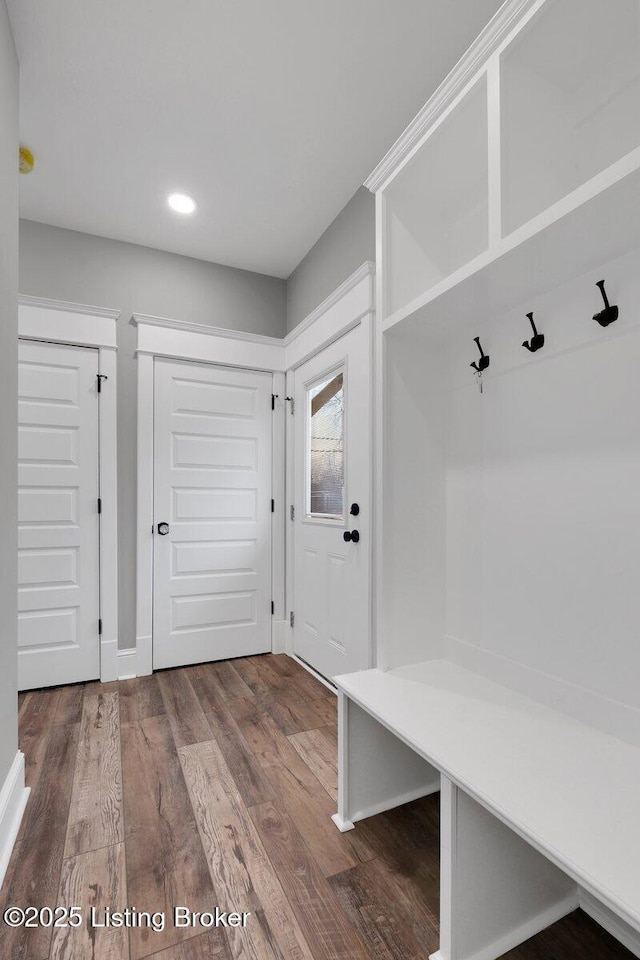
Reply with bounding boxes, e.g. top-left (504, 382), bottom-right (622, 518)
top-left (334, 0), bottom-right (640, 958)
